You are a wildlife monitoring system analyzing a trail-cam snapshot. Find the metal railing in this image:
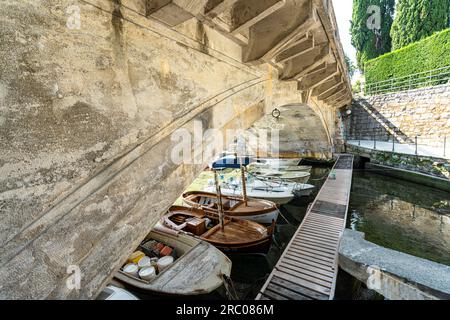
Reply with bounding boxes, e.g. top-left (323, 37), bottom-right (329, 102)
top-left (346, 131), bottom-right (449, 159)
top-left (363, 66), bottom-right (450, 96)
